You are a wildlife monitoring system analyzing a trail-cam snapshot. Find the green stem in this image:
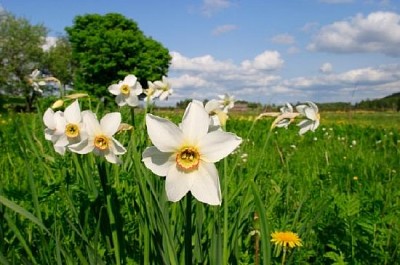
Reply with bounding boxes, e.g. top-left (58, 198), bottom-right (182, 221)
top-left (281, 248), bottom-right (287, 265)
top-left (130, 107), bottom-right (135, 127)
top-left (222, 155), bottom-right (229, 264)
top-left (185, 193), bottom-right (193, 265)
